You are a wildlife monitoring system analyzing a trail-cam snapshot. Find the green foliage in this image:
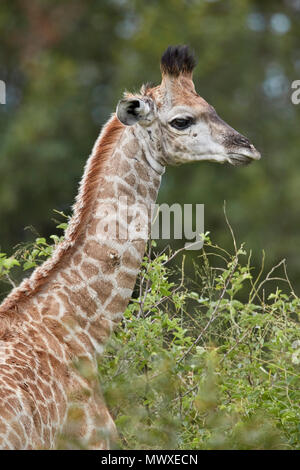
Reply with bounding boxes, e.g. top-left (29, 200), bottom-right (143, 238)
top-left (1, 0), bottom-right (300, 290)
top-left (1, 225), bottom-right (300, 449)
top-left (98, 237), bottom-right (300, 450)
top-left (0, 211), bottom-right (68, 298)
